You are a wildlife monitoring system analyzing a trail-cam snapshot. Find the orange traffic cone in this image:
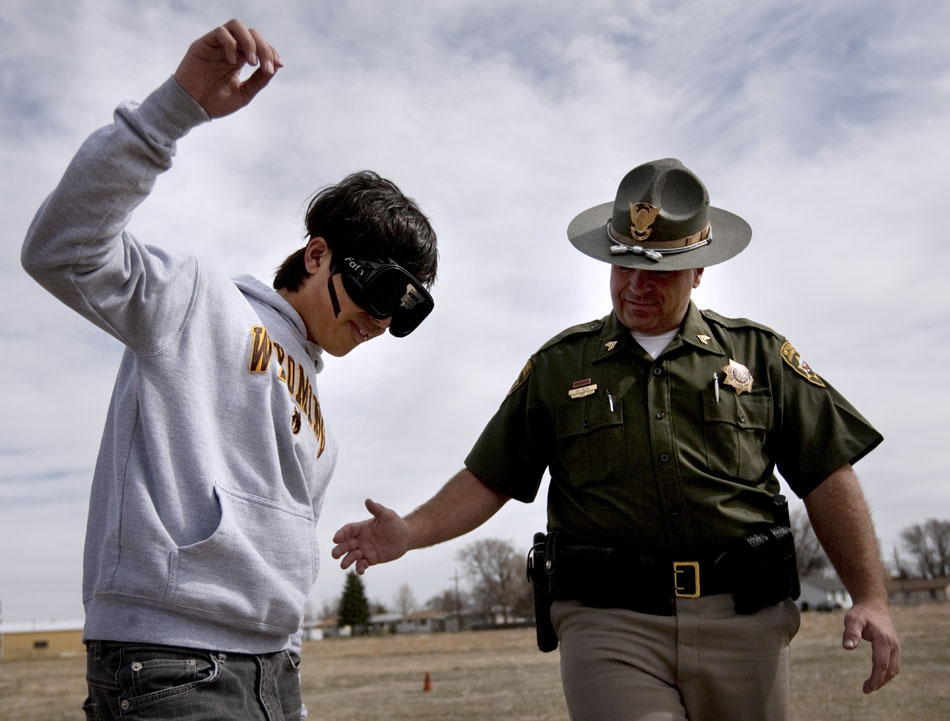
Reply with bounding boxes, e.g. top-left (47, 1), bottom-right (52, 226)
top-left (423, 672), bottom-right (432, 692)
